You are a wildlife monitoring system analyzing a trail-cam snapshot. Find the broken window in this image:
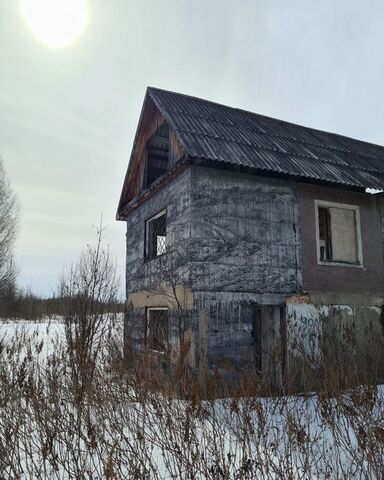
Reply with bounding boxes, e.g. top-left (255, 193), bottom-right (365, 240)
top-left (318, 207), bottom-right (332, 261)
top-left (144, 123), bottom-right (169, 189)
top-left (316, 202), bottom-right (361, 264)
top-left (145, 210), bottom-right (166, 260)
top-left (146, 308), bottom-right (168, 353)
